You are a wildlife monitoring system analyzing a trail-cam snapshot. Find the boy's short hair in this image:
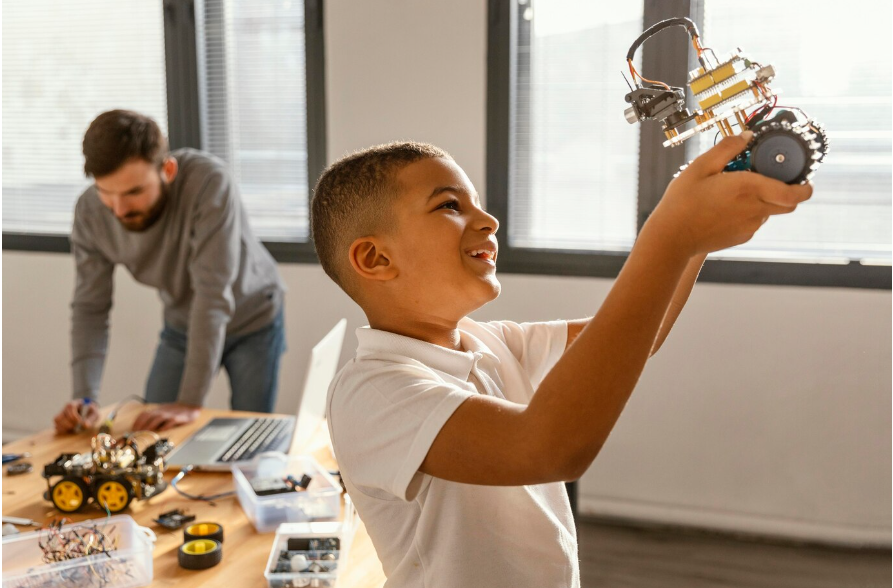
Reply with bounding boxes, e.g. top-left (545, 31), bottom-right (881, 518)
top-left (311, 141), bottom-right (451, 299)
top-left (82, 110), bottom-right (169, 178)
